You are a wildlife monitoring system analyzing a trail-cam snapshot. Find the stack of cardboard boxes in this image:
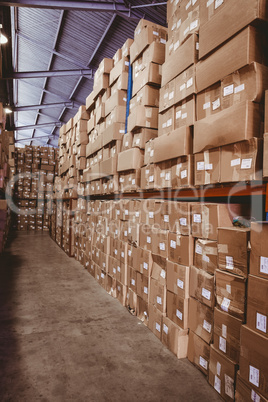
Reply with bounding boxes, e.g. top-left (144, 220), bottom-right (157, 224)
top-left (15, 146), bottom-right (58, 231)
